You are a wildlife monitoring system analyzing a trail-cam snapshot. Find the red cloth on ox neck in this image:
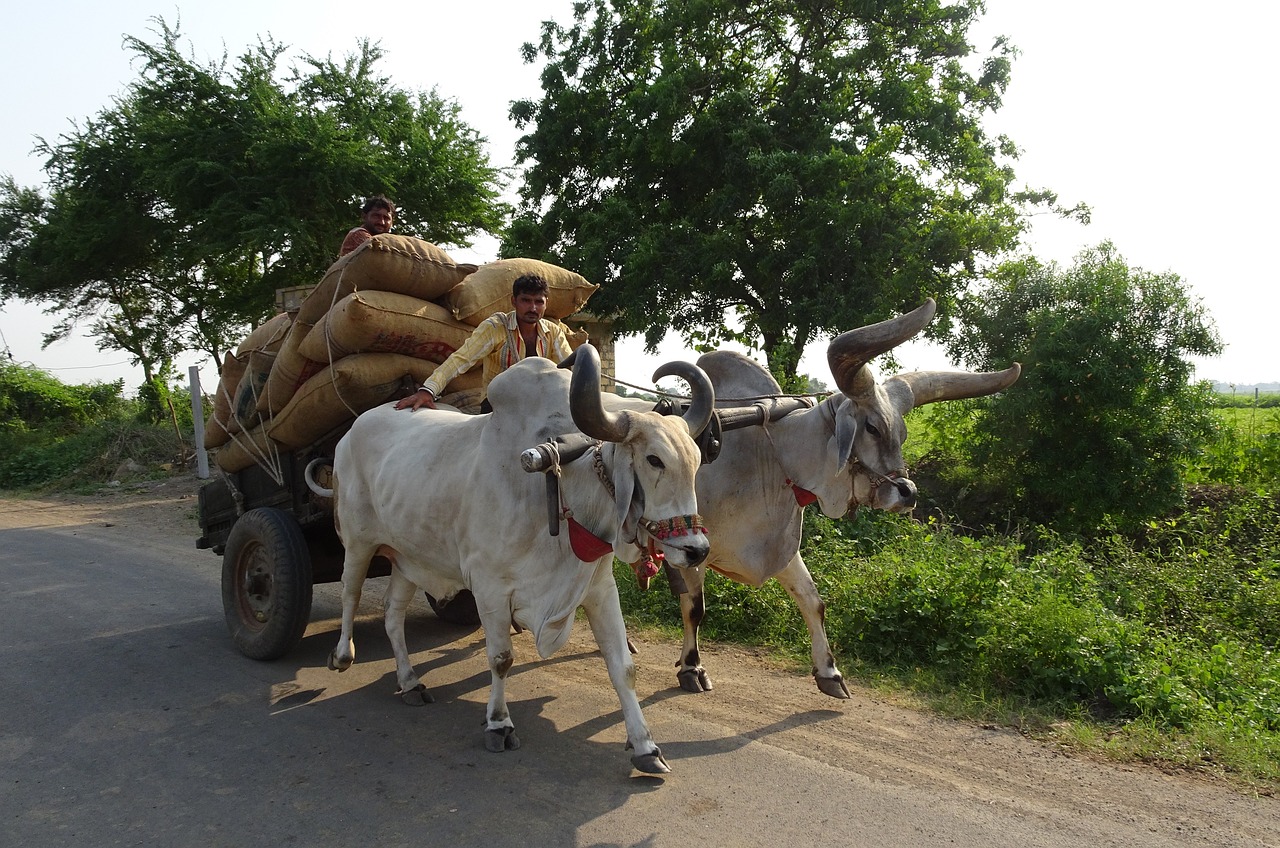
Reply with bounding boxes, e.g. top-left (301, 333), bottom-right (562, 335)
top-left (567, 516), bottom-right (613, 562)
top-left (792, 485), bottom-right (818, 506)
